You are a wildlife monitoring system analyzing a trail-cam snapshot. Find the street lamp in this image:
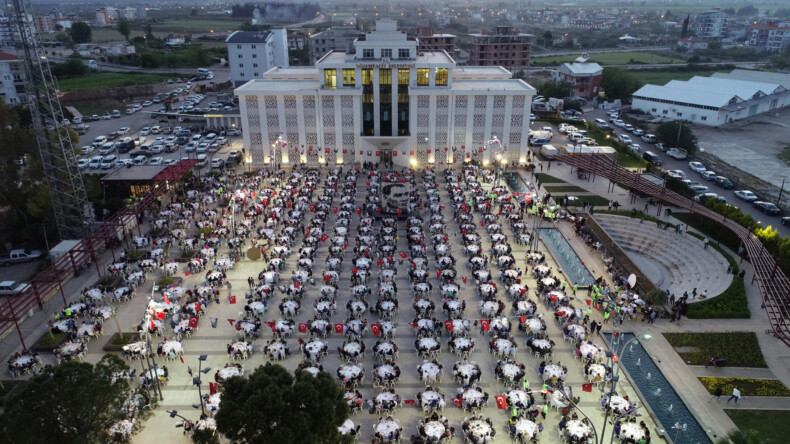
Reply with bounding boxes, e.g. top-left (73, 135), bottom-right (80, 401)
top-left (542, 386), bottom-right (600, 444)
top-left (195, 354), bottom-right (209, 415)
